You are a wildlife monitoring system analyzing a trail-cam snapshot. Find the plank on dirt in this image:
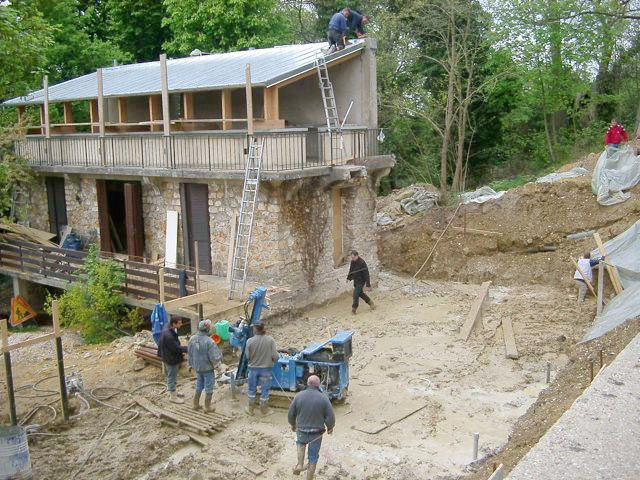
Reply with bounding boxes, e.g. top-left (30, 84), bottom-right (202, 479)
top-left (502, 317), bottom-right (519, 360)
top-left (593, 233), bottom-right (623, 294)
top-left (459, 281), bottom-right (491, 341)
